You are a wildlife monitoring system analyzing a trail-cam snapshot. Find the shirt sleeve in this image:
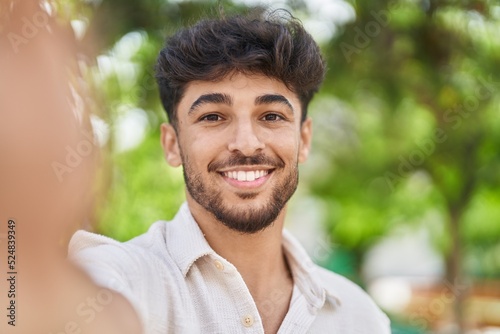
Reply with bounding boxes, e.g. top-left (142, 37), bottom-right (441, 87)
top-left (68, 230), bottom-right (149, 333)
